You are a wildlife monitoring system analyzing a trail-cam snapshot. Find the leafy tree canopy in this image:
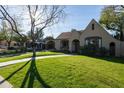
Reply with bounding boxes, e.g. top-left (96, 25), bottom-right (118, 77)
top-left (99, 5), bottom-right (124, 41)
